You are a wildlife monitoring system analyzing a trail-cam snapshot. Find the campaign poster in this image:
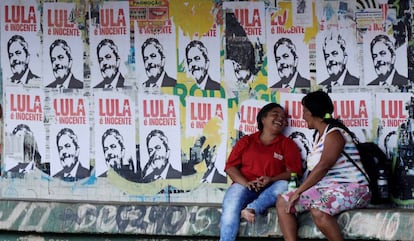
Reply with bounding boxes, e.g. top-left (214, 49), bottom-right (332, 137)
top-left (281, 93), bottom-right (313, 166)
top-left (0, 0), bottom-right (42, 88)
top-left (314, 1), bottom-right (359, 92)
top-left (315, 28), bottom-right (360, 92)
top-left (331, 92), bottom-right (374, 143)
top-left (362, 31), bottom-right (408, 90)
top-left (135, 18), bottom-right (177, 90)
top-left (223, 1), bottom-right (265, 90)
top-left (138, 94), bottom-right (181, 183)
top-left (185, 96), bottom-right (228, 183)
top-left (4, 88), bottom-right (46, 175)
top-left (49, 95), bottom-right (90, 180)
top-left (233, 99), bottom-right (268, 137)
top-left (89, 1), bottom-right (131, 89)
top-left (177, 23), bottom-right (221, 91)
top-left (94, 92), bottom-right (137, 181)
top-left (374, 93), bottom-right (412, 160)
top-left (266, 6), bottom-right (310, 90)
top-left (42, 2), bottom-right (84, 90)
